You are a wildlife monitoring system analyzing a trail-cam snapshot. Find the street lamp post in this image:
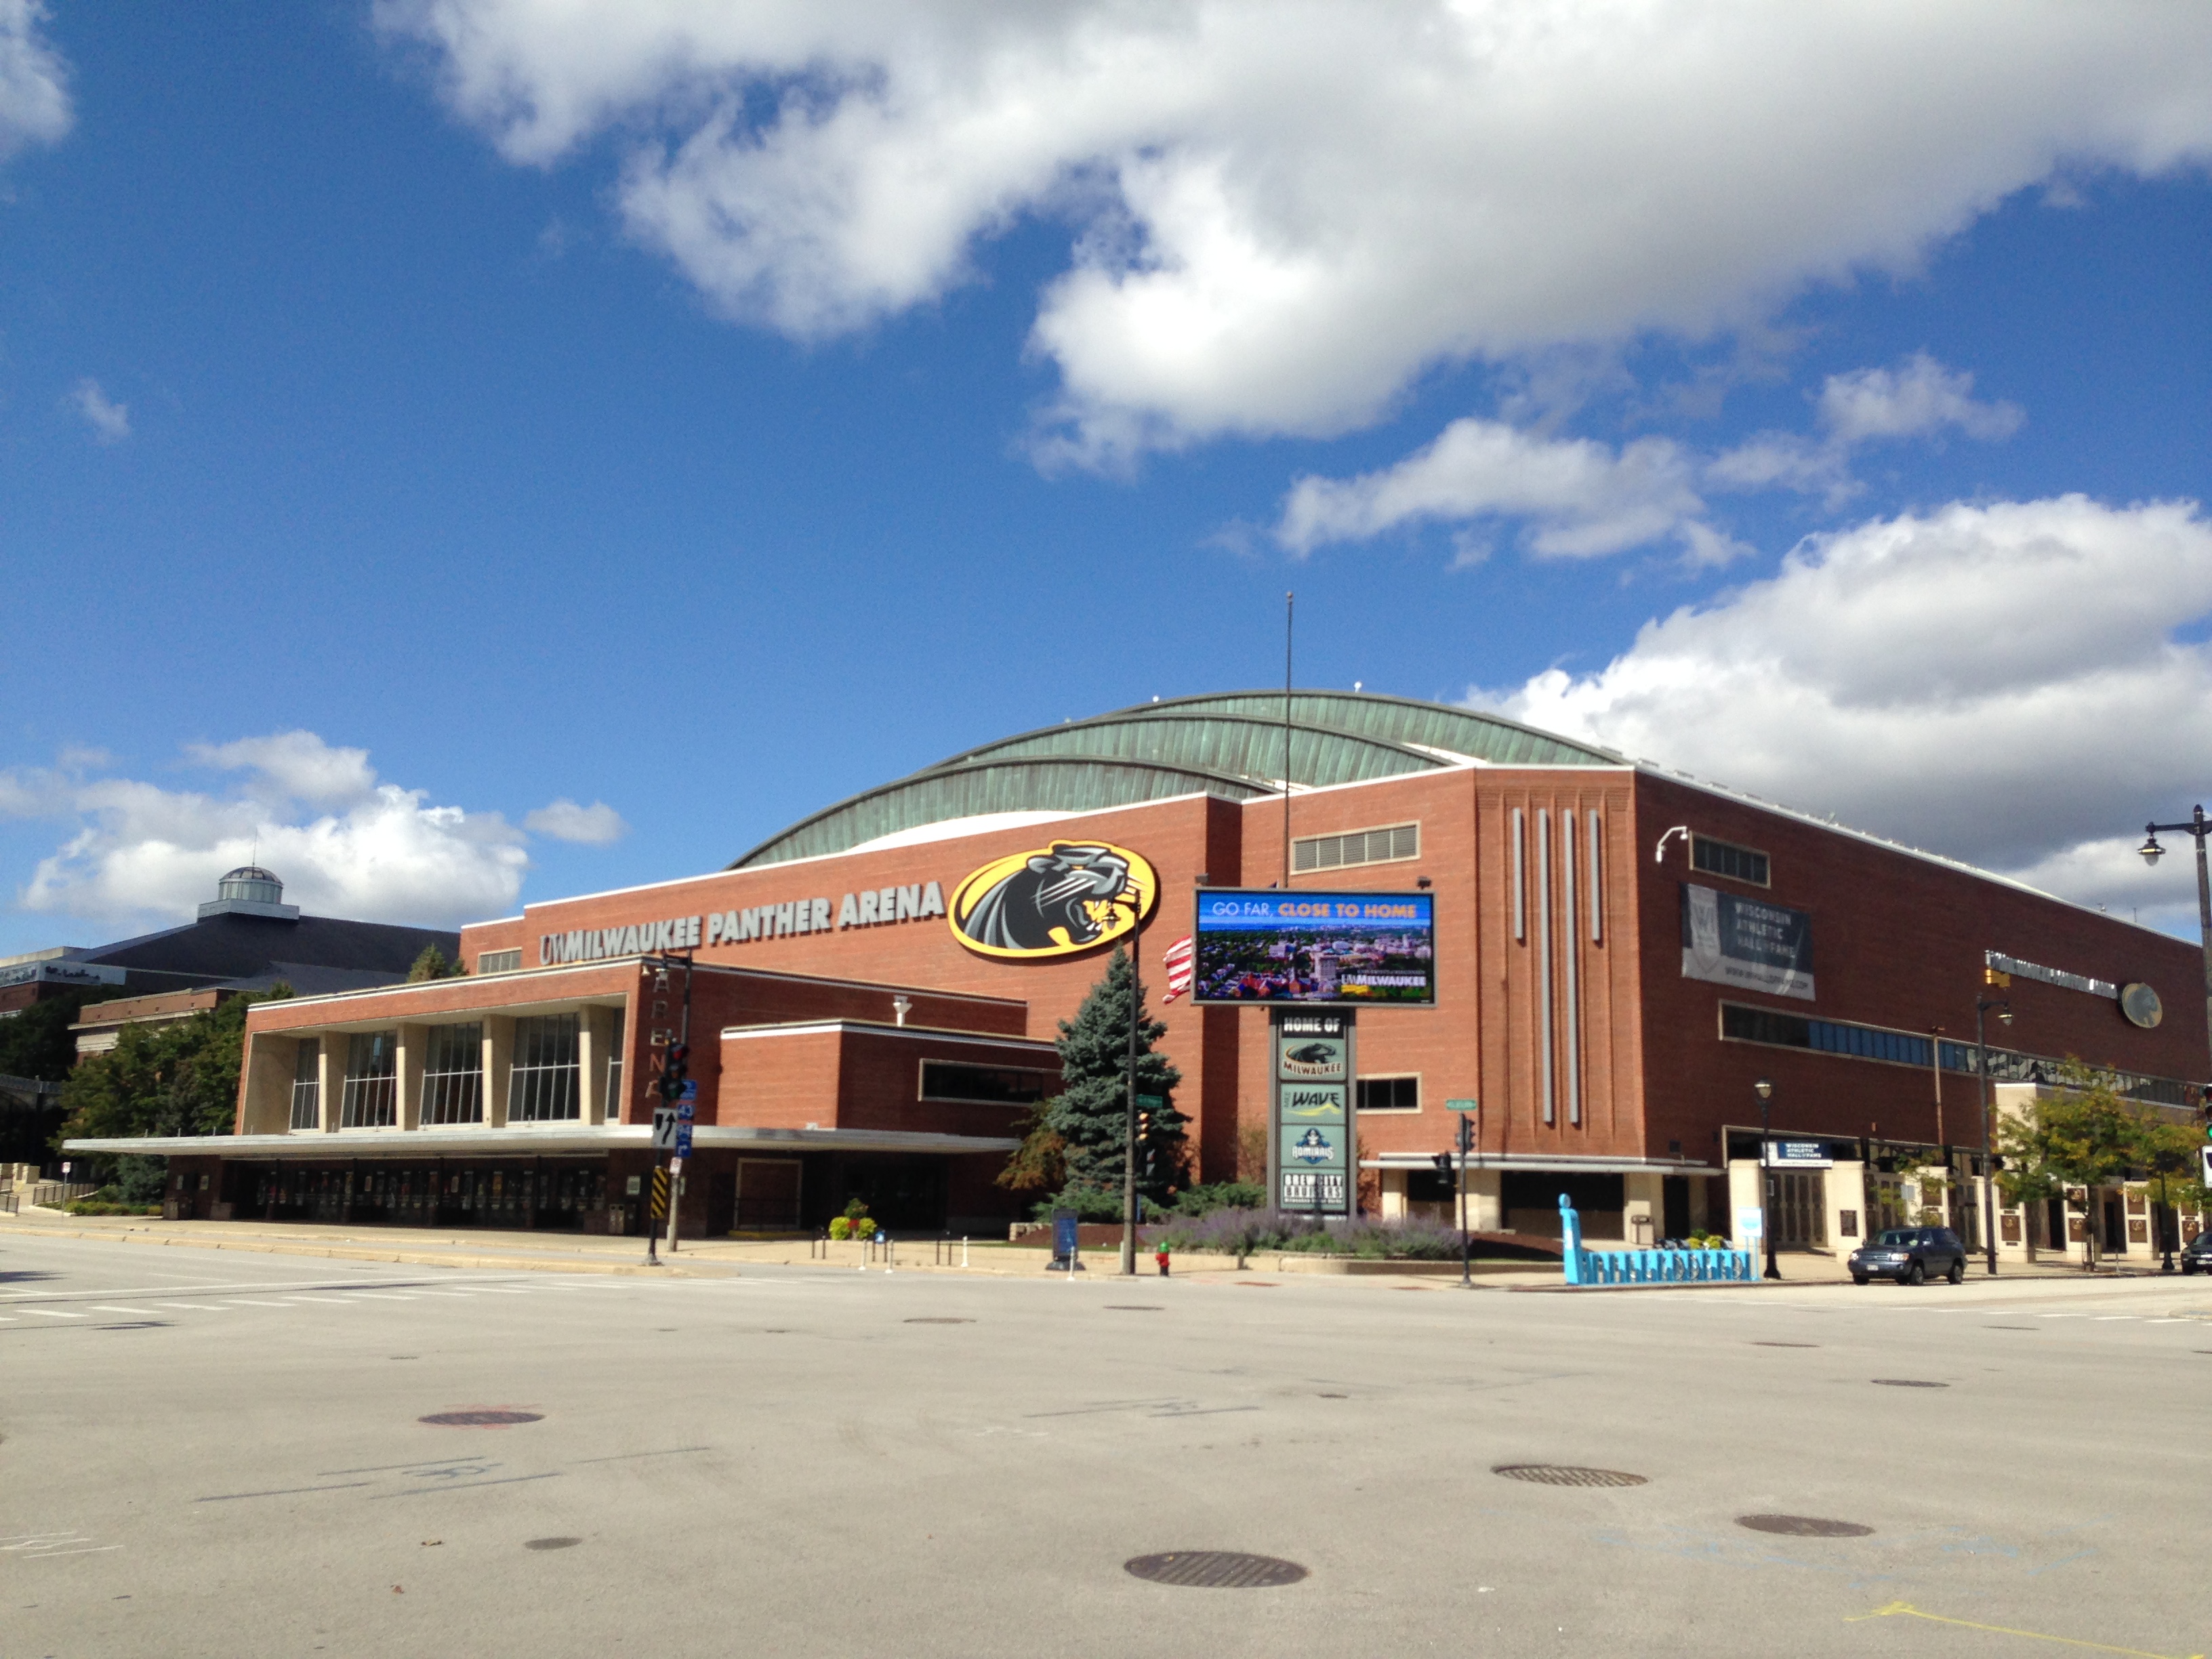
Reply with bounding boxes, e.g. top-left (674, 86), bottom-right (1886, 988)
top-left (1974, 994), bottom-right (2011, 1277)
top-left (2138, 809), bottom-right (2212, 1275)
top-left (1753, 1078), bottom-right (1780, 1281)
top-left (2137, 805), bottom-right (2212, 1084)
